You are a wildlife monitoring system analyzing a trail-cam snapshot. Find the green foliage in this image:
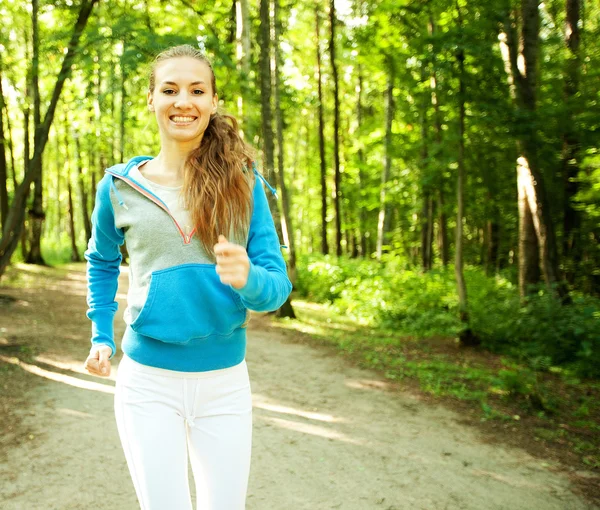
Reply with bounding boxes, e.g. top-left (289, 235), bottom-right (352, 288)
top-left (297, 254), bottom-right (600, 377)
